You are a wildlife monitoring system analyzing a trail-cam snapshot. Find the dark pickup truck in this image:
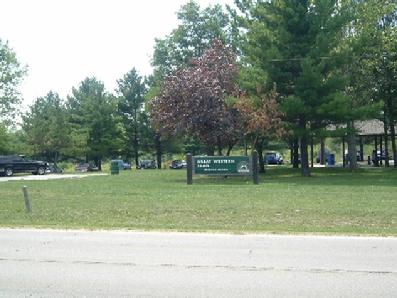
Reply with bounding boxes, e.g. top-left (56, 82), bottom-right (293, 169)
top-left (0, 155), bottom-right (49, 177)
